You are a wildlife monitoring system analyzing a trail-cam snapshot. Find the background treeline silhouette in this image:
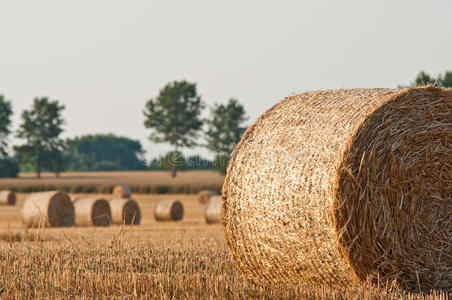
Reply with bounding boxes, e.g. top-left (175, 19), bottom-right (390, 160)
top-left (0, 71), bottom-right (450, 178)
